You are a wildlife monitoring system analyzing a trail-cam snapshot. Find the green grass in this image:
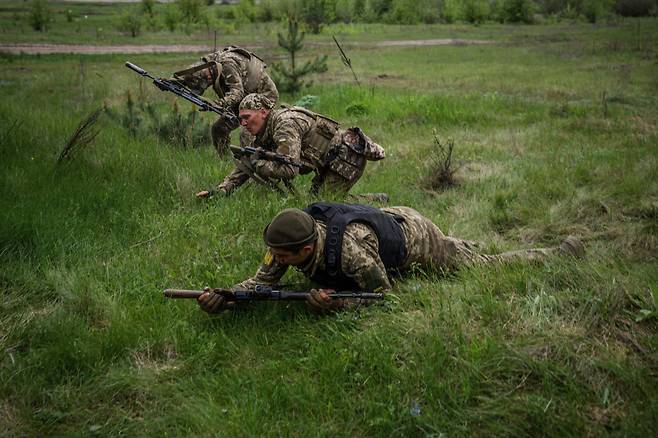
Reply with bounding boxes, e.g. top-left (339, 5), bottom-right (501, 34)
top-left (1, 18), bottom-right (657, 436)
